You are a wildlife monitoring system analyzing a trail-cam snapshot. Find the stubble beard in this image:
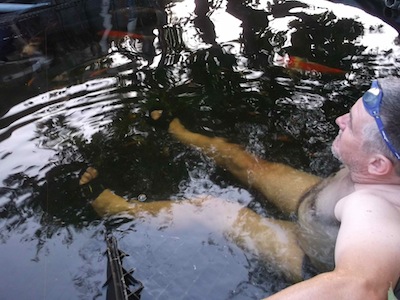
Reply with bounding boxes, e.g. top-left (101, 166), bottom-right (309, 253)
top-left (331, 133), bottom-right (342, 162)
